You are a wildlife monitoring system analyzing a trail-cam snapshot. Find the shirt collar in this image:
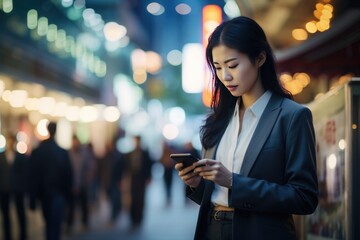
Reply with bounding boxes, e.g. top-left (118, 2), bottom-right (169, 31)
top-left (250, 90), bottom-right (272, 118)
top-left (234, 90), bottom-right (272, 118)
